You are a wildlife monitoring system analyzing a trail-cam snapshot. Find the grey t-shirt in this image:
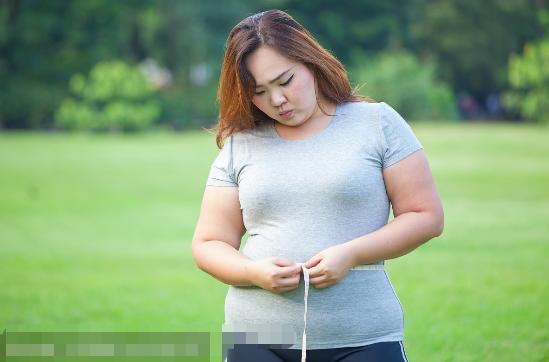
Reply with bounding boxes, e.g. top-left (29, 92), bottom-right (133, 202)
top-left (206, 101), bottom-right (423, 349)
